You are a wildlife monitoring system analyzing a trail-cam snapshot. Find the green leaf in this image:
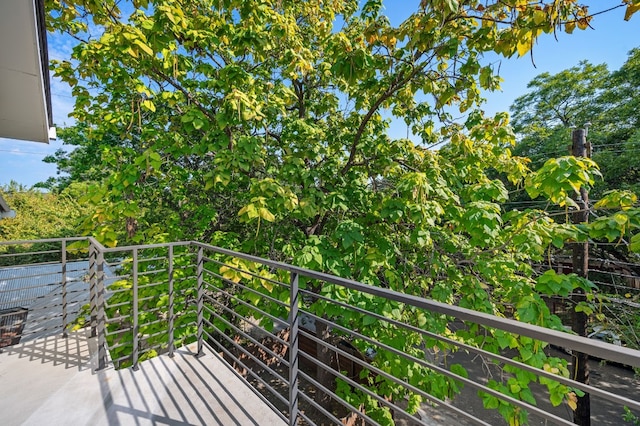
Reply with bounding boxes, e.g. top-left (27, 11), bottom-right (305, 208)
top-left (630, 232), bottom-right (640, 253)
